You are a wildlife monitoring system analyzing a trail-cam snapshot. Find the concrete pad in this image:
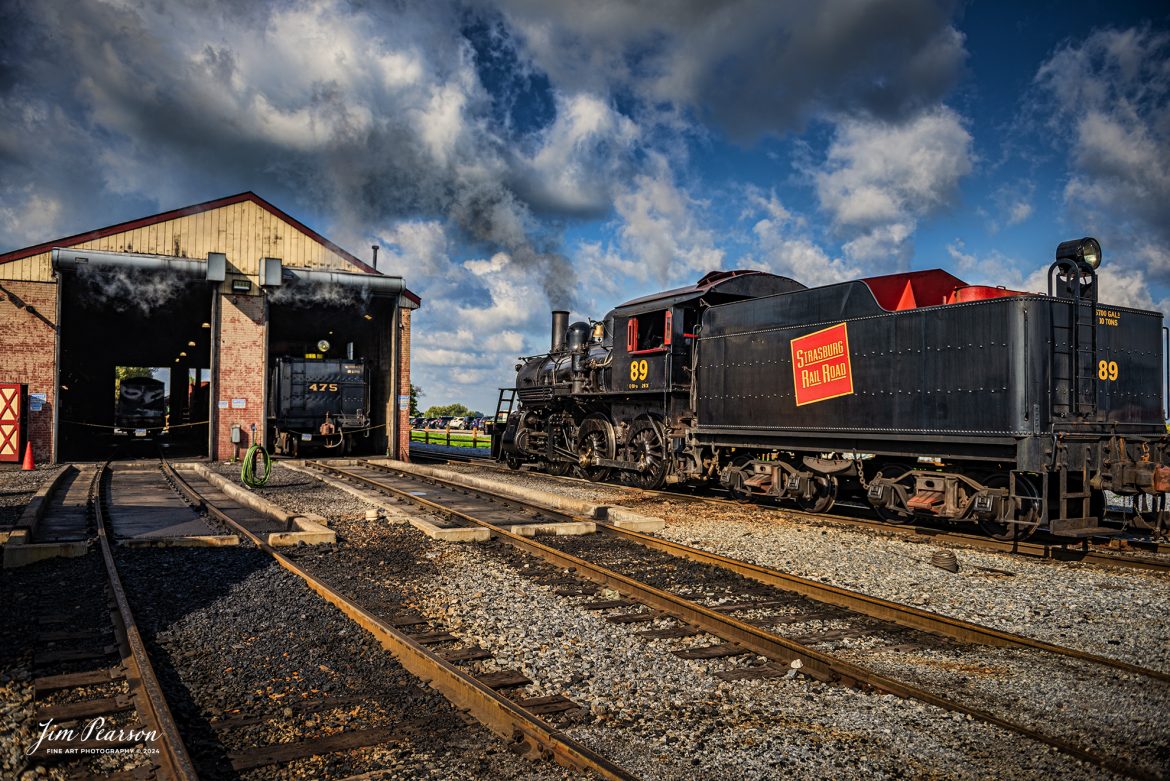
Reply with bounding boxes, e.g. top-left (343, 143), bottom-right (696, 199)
top-left (3, 541), bottom-right (89, 568)
top-left (16, 465), bottom-right (71, 539)
top-left (370, 459), bottom-right (606, 518)
top-left (369, 459), bottom-right (667, 532)
top-left (180, 463), bottom-right (335, 545)
top-left (284, 461), bottom-right (490, 543)
top-left (408, 515), bottom-right (491, 542)
top-left (269, 517), bottom-right (336, 546)
top-left (509, 521), bottom-right (596, 537)
top-left (603, 507), bottom-right (666, 533)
